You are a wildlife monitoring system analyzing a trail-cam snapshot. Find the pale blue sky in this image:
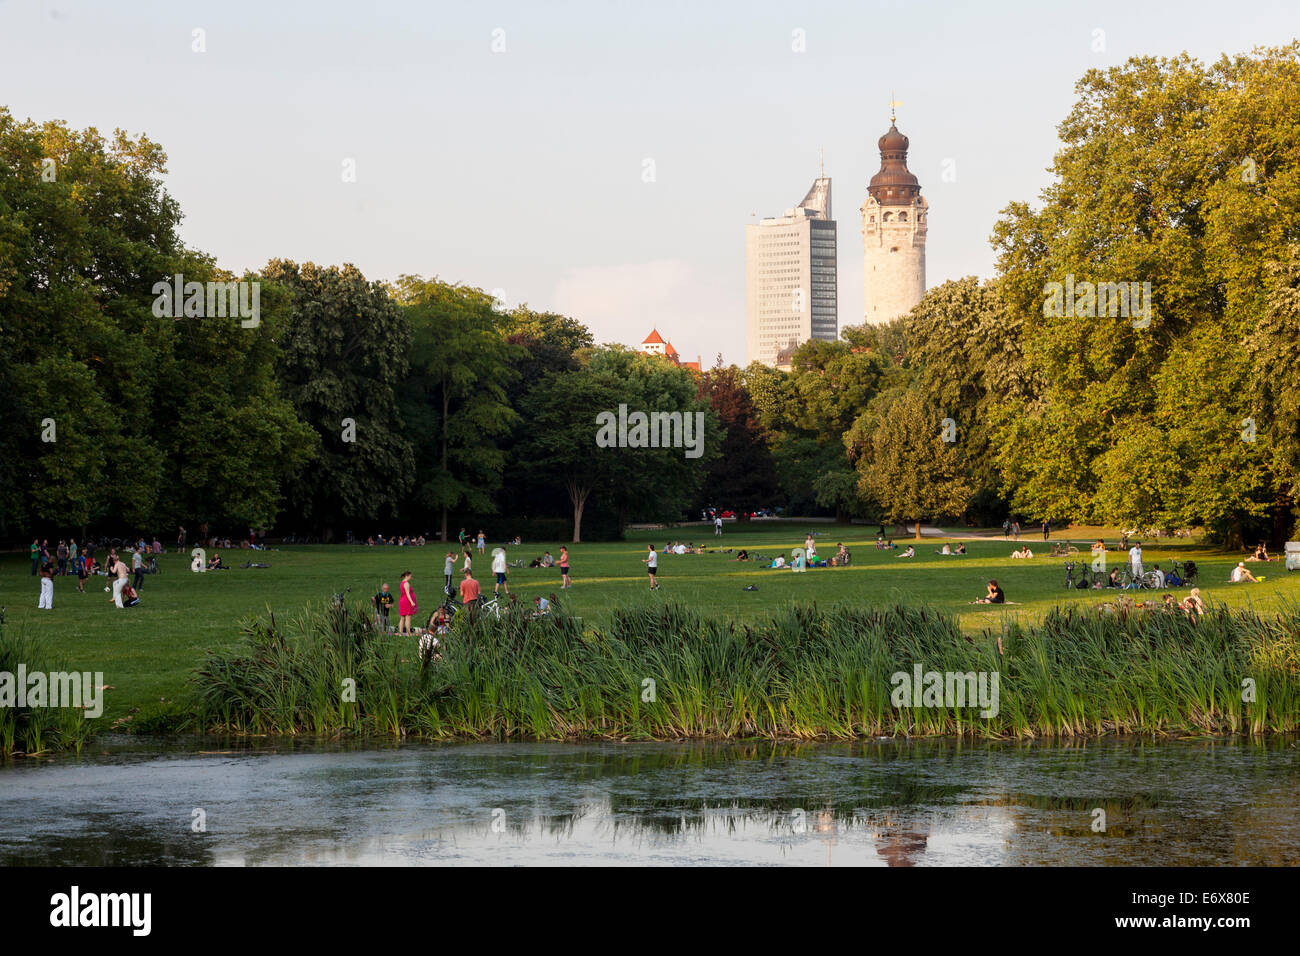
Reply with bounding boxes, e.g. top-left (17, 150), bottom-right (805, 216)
top-left (4, 0), bottom-right (1299, 364)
